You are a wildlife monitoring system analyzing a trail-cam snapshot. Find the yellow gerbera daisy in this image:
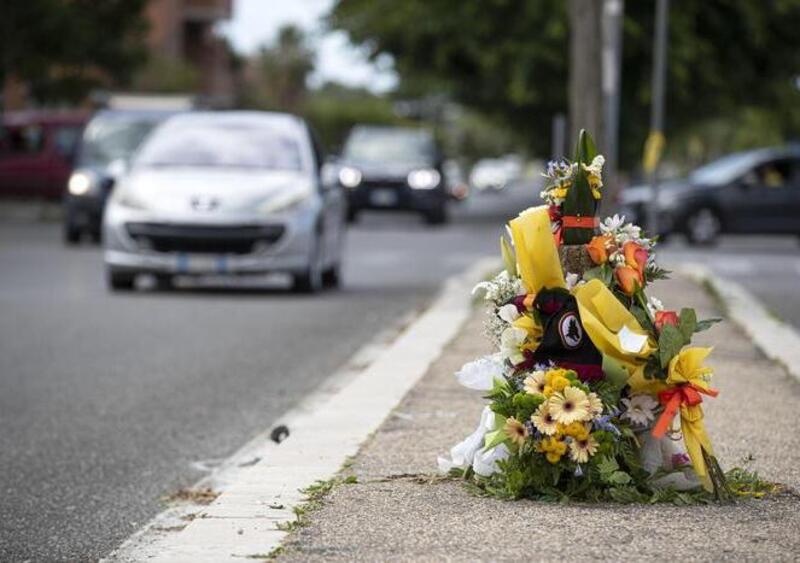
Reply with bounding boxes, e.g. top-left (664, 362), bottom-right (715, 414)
top-left (523, 370), bottom-right (547, 396)
top-left (548, 374), bottom-right (571, 393)
top-left (531, 403), bottom-right (559, 436)
top-left (587, 392), bottom-right (604, 418)
top-left (546, 451), bottom-right (563, 464)
top-left (548, 386), bottom-right (591, 425)
top-left (561, 421), bottom-right (590, 441)
top-left (504, 417), bottom-right (528, 447)
top-left (569, 434), bottom-right (599, 463)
